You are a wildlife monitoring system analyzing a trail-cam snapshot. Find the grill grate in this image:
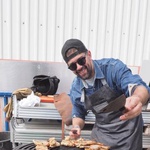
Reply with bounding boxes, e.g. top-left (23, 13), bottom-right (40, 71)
top-left (14, 143), bottom-right (35, 150)
top-left (14, 143), bottom-right (84, 150)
